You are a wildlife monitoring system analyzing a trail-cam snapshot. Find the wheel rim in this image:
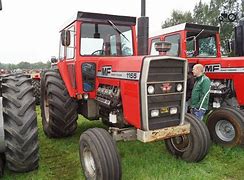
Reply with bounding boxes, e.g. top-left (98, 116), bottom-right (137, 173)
top-left (170, 135), bottom-right (190, 152)
top-left (215, 120), bottom-right (235, 142)
top-left (44, 90), bottom-right (50, 123)
top-left (83, 147), bottom-right (96, 178)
